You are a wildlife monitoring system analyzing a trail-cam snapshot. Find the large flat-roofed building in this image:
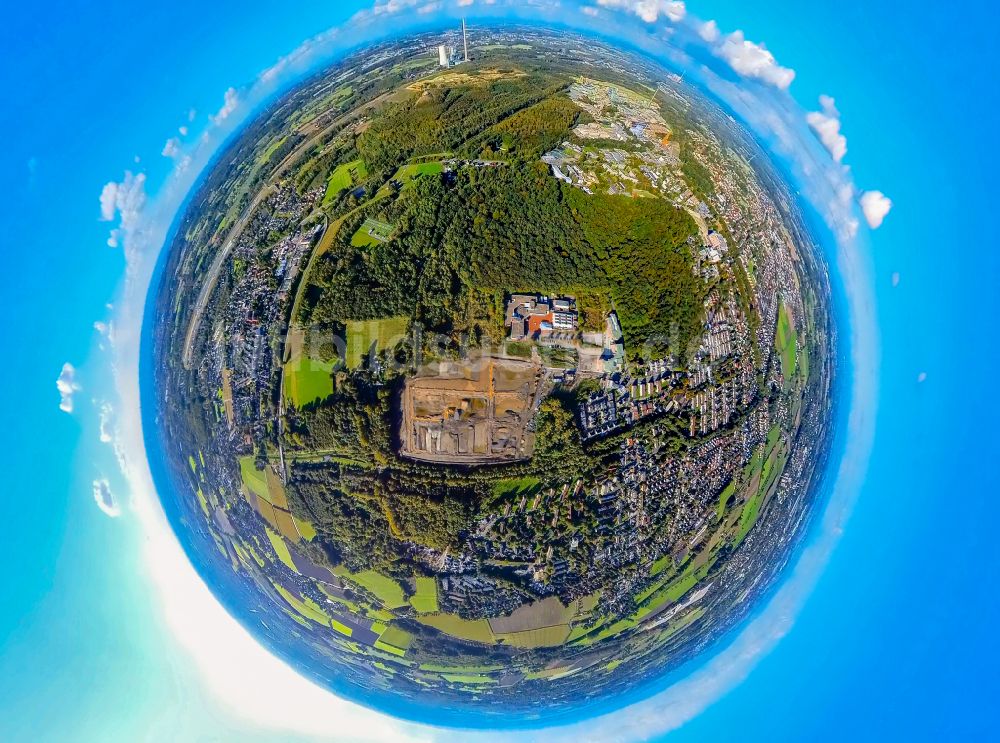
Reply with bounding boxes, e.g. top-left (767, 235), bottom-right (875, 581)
top-left (506, 293), bottom-right (577, 340)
